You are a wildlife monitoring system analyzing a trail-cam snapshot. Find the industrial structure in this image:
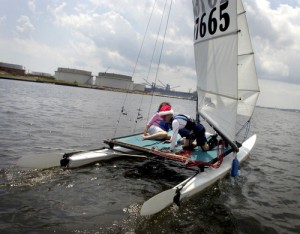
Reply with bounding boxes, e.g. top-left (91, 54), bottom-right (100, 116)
top-left (0, 62), bottom-right (25, 76)
top-left (95, 72), bottom-right (144, 91)
top-left (131, 83), bottom-right (145, 91)
top-left (144, 86), bottom-right (196, 99)
top-left (54, 68), bottom-right (93, 85)
top-left (28, 71), bottom-right (52, 78)
top-left (0, 60), bottom-right (193, 99)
